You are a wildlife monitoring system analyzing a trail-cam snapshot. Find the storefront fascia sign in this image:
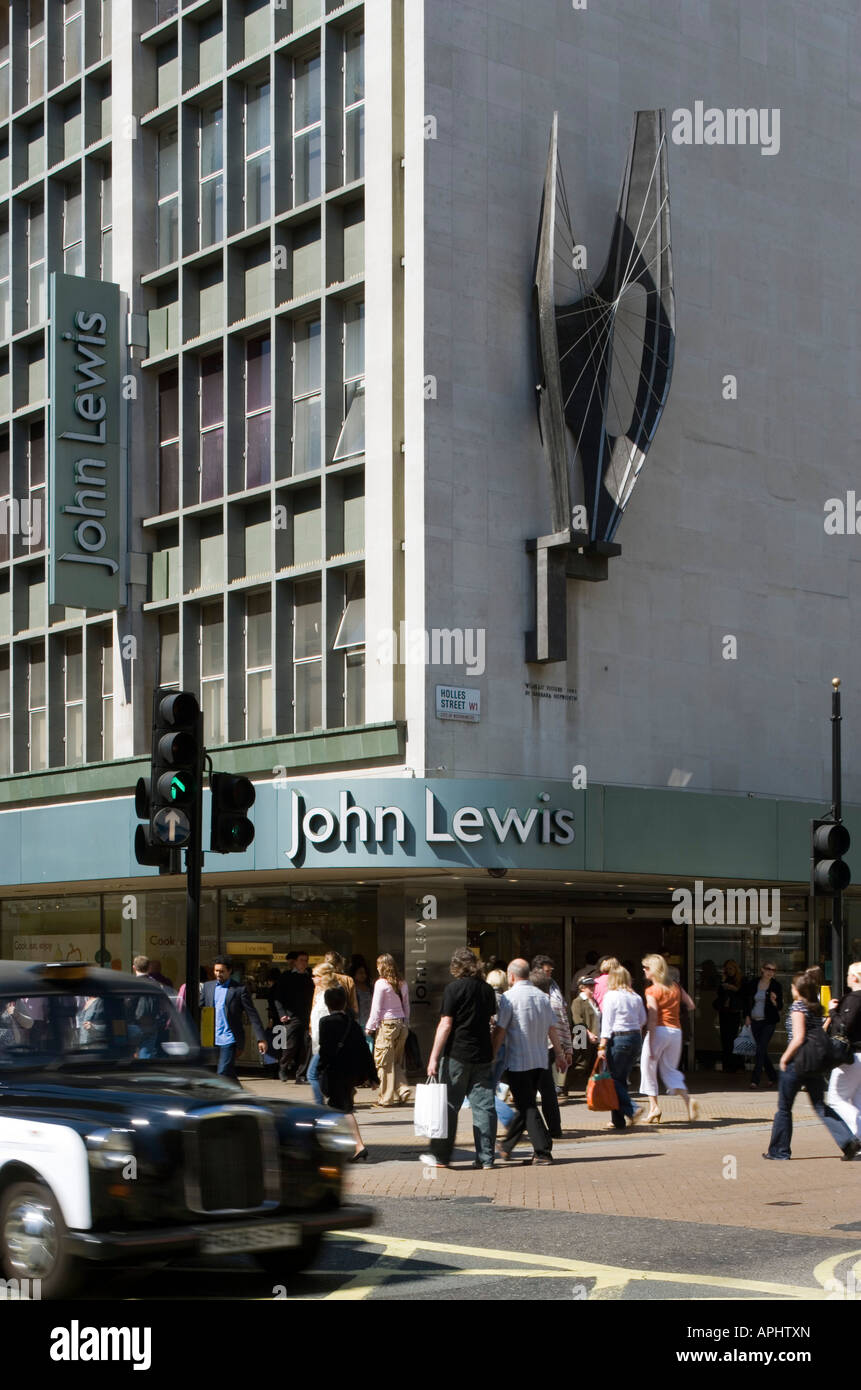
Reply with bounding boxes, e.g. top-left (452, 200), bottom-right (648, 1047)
top-left (281, 780), bottom-right (582, 870)
top-left (48, 272), bottom-right (125, 611)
